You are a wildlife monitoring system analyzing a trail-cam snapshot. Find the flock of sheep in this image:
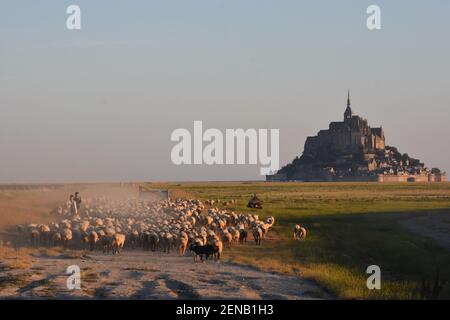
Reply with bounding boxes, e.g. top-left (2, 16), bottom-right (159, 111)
top-left (16, 196), bottom-right (282, 261)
